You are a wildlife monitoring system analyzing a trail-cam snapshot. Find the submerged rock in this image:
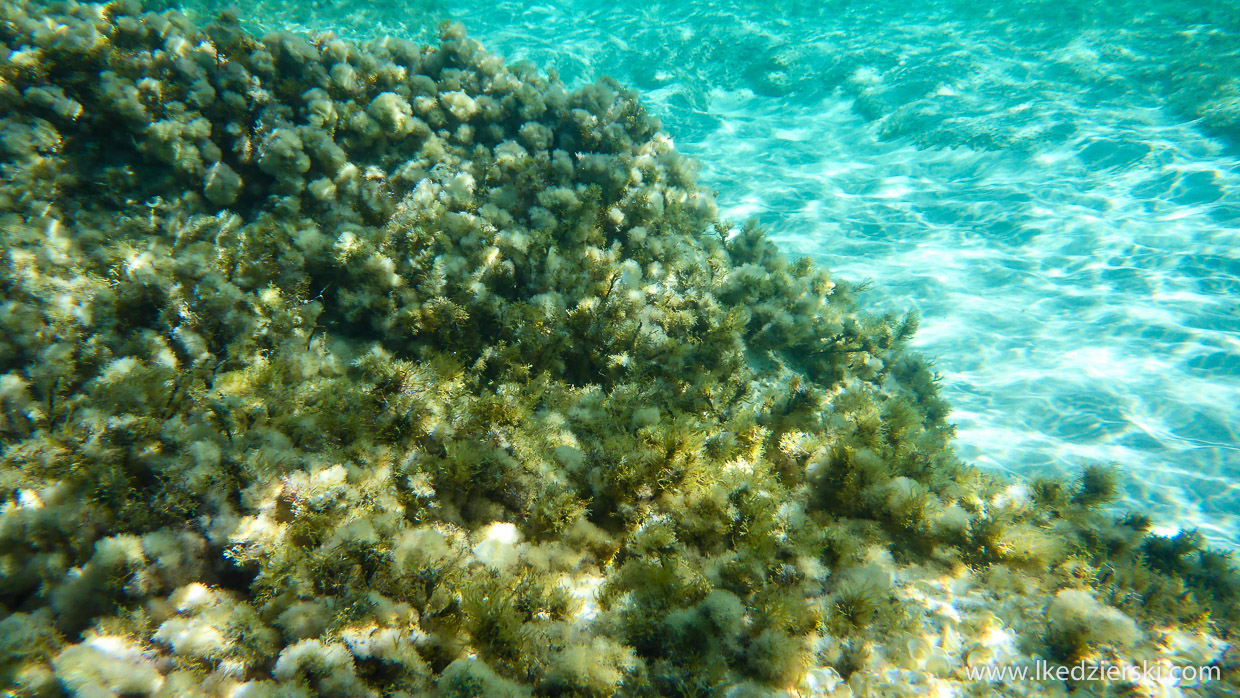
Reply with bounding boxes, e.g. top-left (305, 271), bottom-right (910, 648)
top-left (0, 1), bottom-right (1235, 695)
